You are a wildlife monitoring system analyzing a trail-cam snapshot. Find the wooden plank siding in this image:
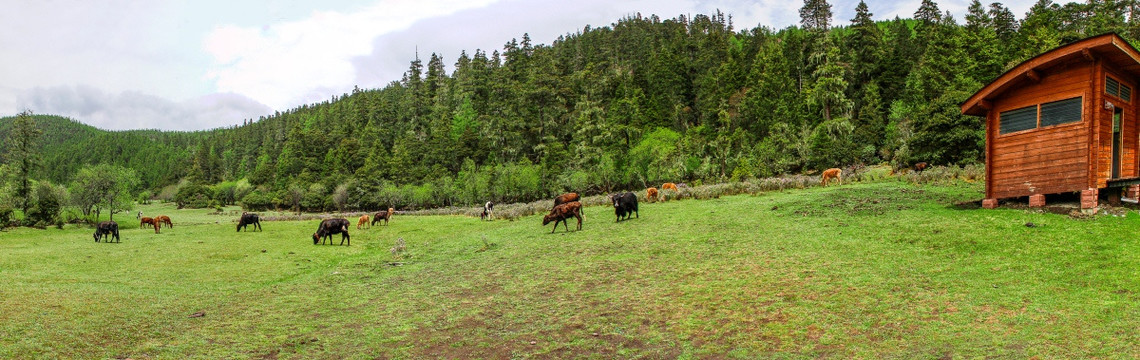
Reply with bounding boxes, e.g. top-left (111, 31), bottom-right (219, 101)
top-left (988, 63), bottom-right (1093, 199)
